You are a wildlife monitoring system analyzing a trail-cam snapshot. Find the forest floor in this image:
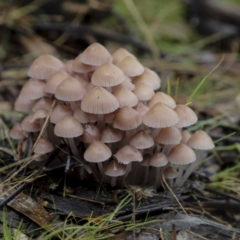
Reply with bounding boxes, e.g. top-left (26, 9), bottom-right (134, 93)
top-left (0, 0), bottom-right (240, 239)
